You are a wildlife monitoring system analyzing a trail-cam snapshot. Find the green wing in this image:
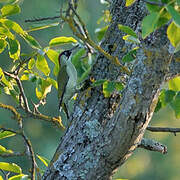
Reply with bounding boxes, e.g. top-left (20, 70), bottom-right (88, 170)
top-left (57, 65), bottom-right (69, 109)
